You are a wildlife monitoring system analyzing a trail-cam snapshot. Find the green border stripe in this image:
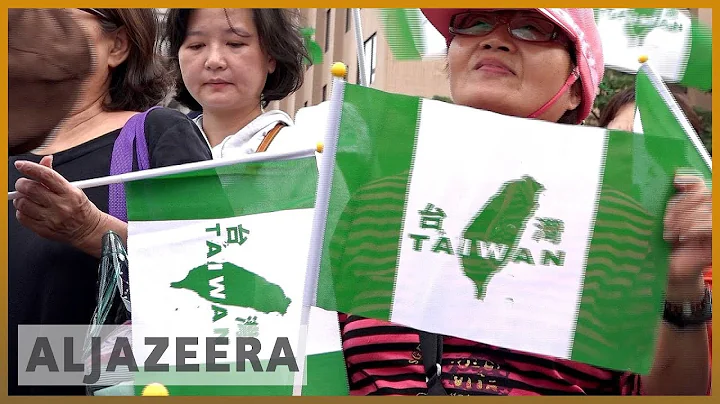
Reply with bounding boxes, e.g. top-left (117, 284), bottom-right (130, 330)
top-left (379, 8), bottom-right (425, 60)
top-left (636, 68), bottom-right (711, 181)
top-left (126, 157), bottom-right (318, 222)
top-left (680, 17), bottom-right (712, 91)
top-left (317, 84), bottom-right (422, 321)
top-left (570, 129), bottom-right (686, 374)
